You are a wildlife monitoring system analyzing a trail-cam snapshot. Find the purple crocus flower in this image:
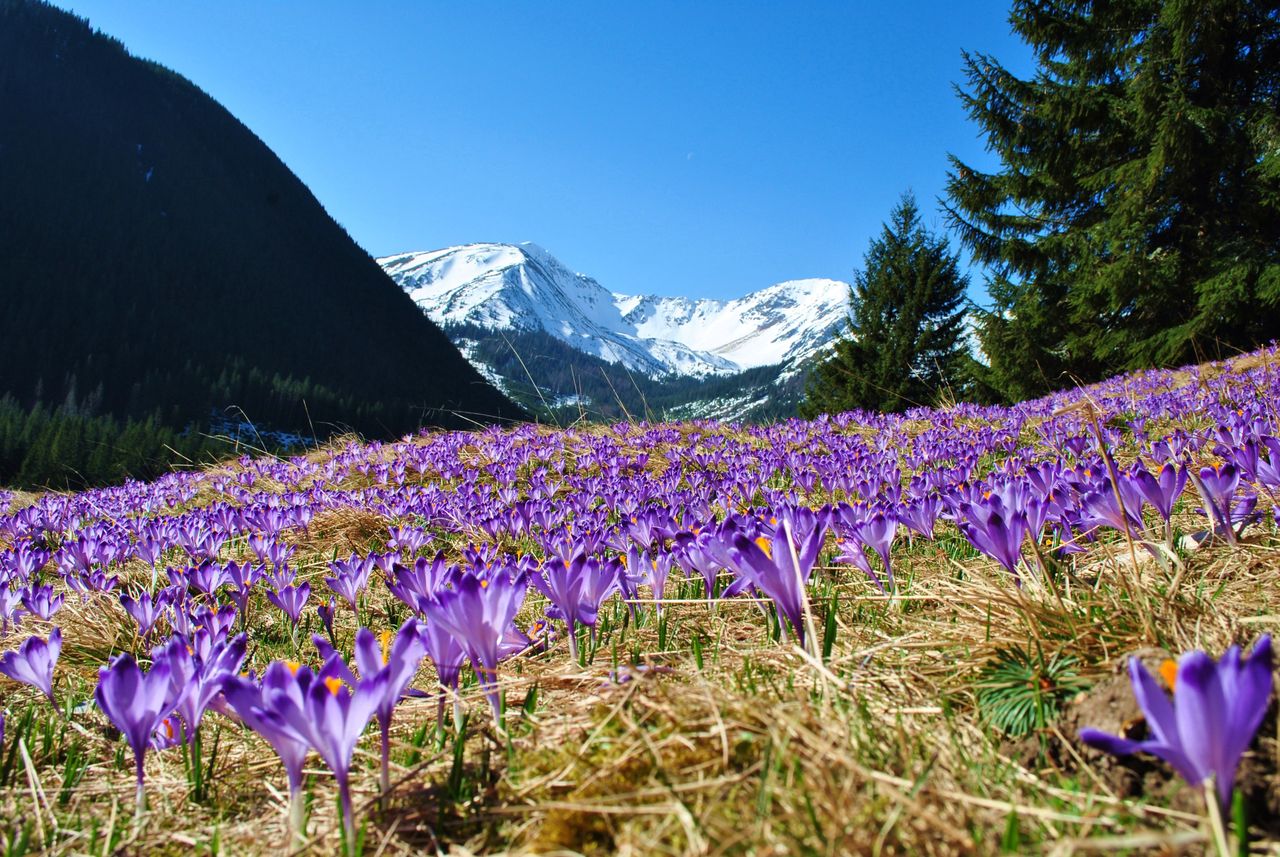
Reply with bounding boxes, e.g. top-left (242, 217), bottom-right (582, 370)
top-left (135, 536), bottom-right (163, 570)
top-left (729, 519), bottom-right (824, 650)
top-left (420, 617), bottom-right (467, 726)
top-left (955, 495), bottom-right (1029, 580)
top-left (645, 552), bottom-right (674, 616)
top-left (267, 564), bottom-right (297, 591)
top-left (352, 621), bottom-right (427, 793)
top-left (0, 582), bottom-right (28, 632)
top-left (172, 603), bottom-right (237, 659)
top-left (187, 560), bottom-right (232, 598)
top-left (1080, 635), bottom-right (1273, 807)
top-left (1126, 462), bottom-right (1188, 550)
top-left (0, 627), bottom-right (61, 703)
top-left (6, 543), bottom-right (48, 579)
top-left (1128, 462), bottom-right (1188, 524)
top-left (20, 583), bottom-right (63, 621)
top-left (532, 557), bottom-right (593, 661)
top-left (853, 511), bottom-right (898, 592)
top-left (325, 554), bottom-right (374, 614)
top-left (94, 652), bottom-right (178, 810)
top-left (1189, 463), bottom-right (1252, 543)
top-left (622, 546), bottom-right (674, 618)
top-left (673, 533), bottom-right (723, 602)
top-left (248, 534), bottom-right (294, 570)
top-left (318, 596), bottom-right (337, 643)
top-left (120, 590), bottom-right (168, 638)
top-left (1255, 437), bottom-right (1280, 492)
top-left (65, 568), bottom-right (119, 596)
top-left (900, 495), bottom-right (942, 540)
top-left (159, 632), bottom-right (247, 741)
top-left (271, 661), bottom-right (388, 850)
top-left (423, 570), bottom-right (528, 727)
top-left (386, 524), bottom-right (431, 556)
top-left (225, 560), bottom-right (263, 620)
top-left (835, 536), bottom-right (880, 592)
top-left (267, 582), bottom-right (312, 625)
top-left (386, 553), bottom-right (454, 615)
top-left (223, 661), bottom-right (315, 845)
top-left (578, 558), bottom-right (623, 648)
